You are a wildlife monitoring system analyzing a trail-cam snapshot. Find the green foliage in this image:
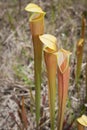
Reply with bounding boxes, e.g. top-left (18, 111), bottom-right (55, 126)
top-left (6, 12), bottom-right (15, 30)
top-left (67, 98), bottom-right (72, 108)
top-left (13, 64), bottom-right (32, 85)
top-left (13, 64), bottom-right (35, 107)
